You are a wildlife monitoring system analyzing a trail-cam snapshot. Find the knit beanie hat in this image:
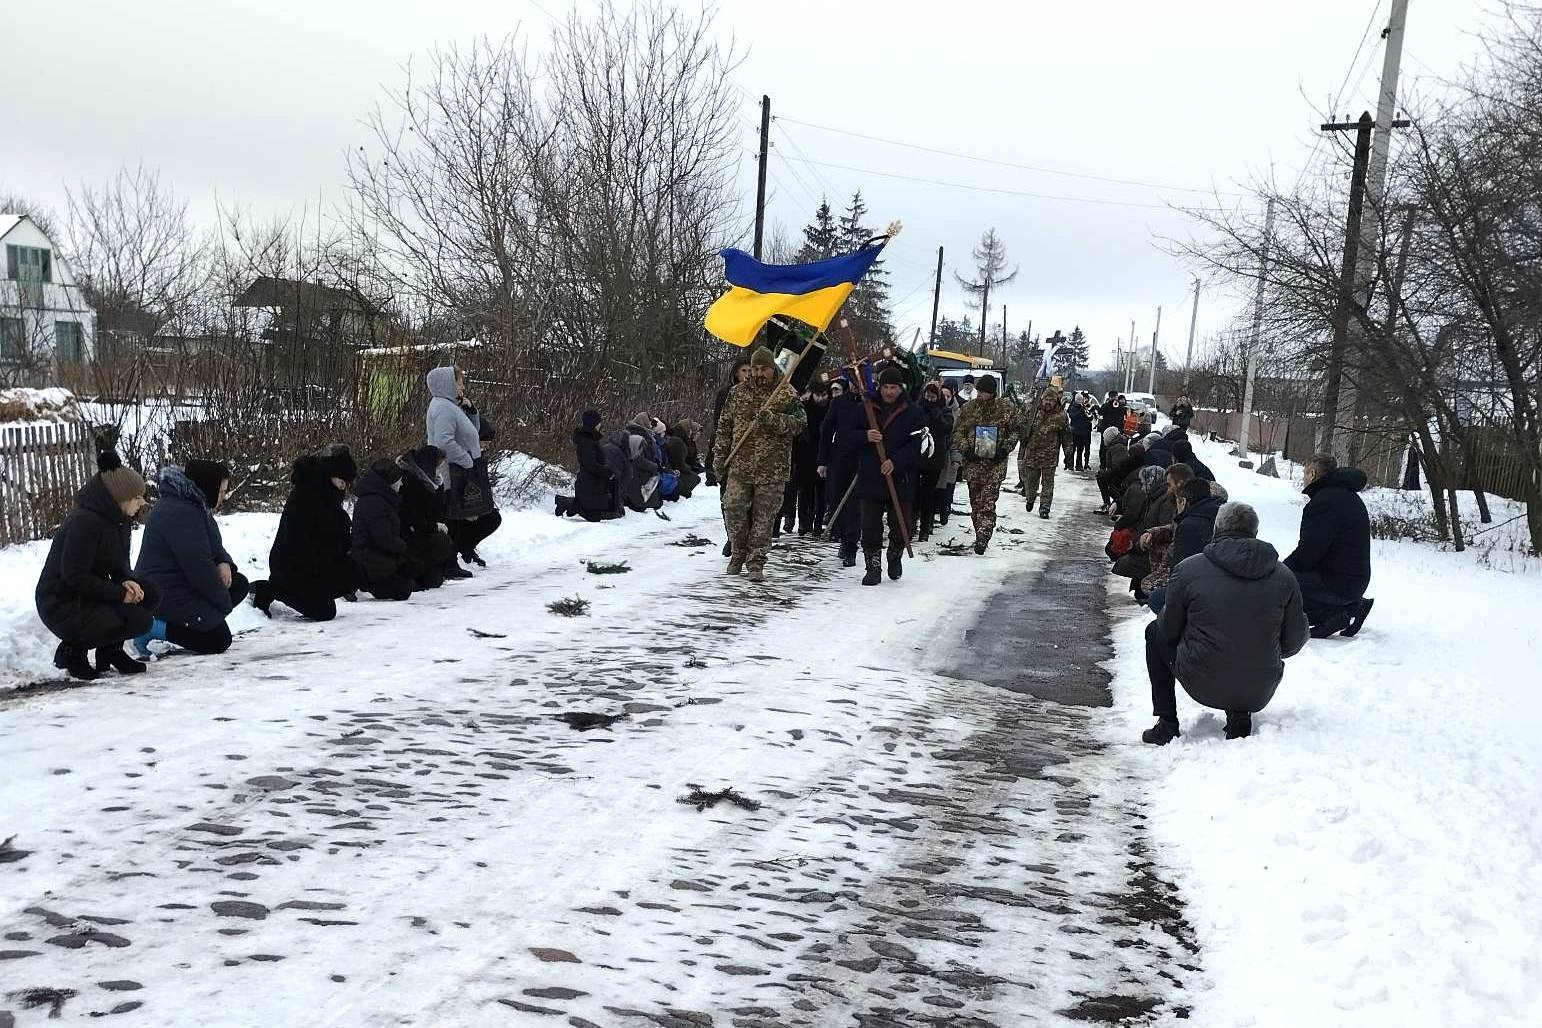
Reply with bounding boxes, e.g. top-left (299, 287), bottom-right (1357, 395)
top-left (975, 375), bottom-right (998, 395)
top-left (183, 458), bottom-right (231, 509)
top-left (878, 366), bottom-right (906, 387)
top-left (316, 443), bottom-right (358, 484)
top-left (1103, 426), bottom-right (1123, 445)
top-left (96, 450), bottom-right (145, 505)
top-left (751, 346), bottom-right (777, 368)
top-left (580, 409), bottom-right (602, 432)
top-left (369, 458), bottom-right (403, 485)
